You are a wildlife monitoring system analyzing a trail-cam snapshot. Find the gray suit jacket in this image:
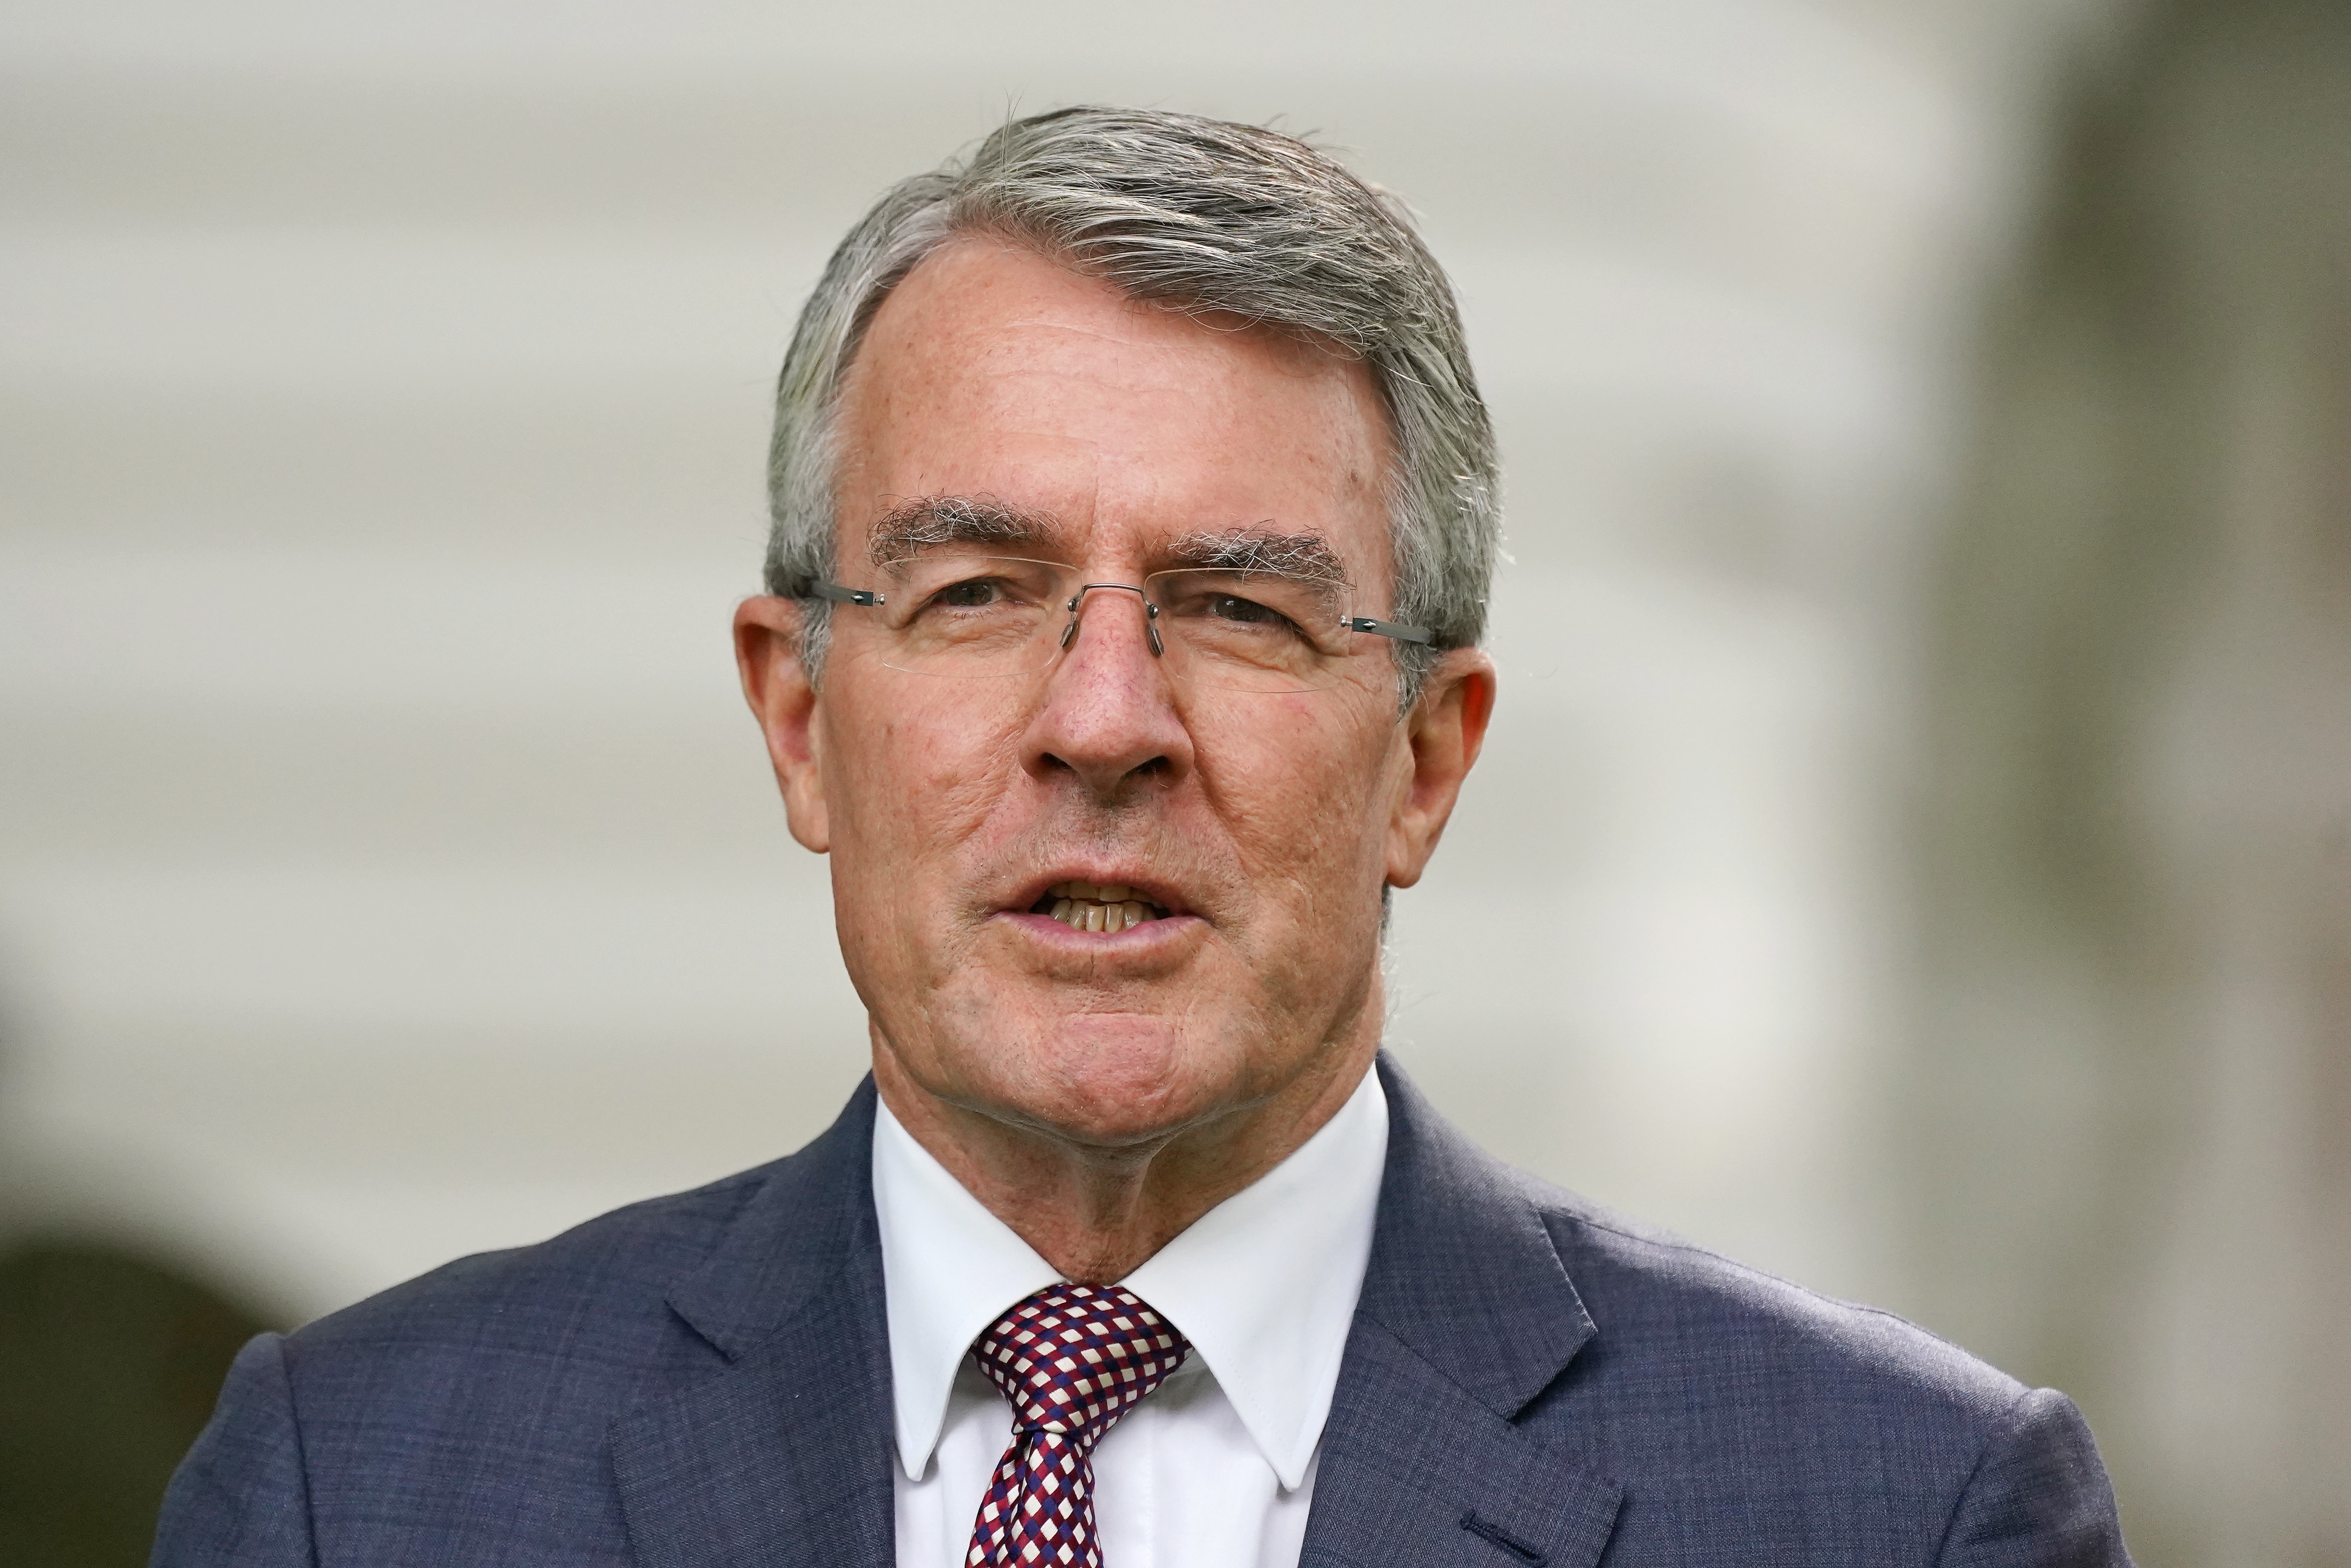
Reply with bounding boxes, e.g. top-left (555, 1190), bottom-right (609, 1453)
top-left (153, 1056), bottom-right (2130, 1566)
